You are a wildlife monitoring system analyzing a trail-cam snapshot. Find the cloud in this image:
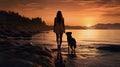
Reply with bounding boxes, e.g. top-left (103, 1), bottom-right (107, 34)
top-left (102, 9), bottom-right (120, 17)
top-left (0, 0), bottom-right (47, 9)
top-left (72, 0), bottom-right (120, 8)
top-left (20, 3), bottom-right (47, 10)
top-left (0, 0), bottom-right (120, 17)
top-left (103, 13), bottom-right (120, 17)
top-left (0, 0), bottom-right (119, 11)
